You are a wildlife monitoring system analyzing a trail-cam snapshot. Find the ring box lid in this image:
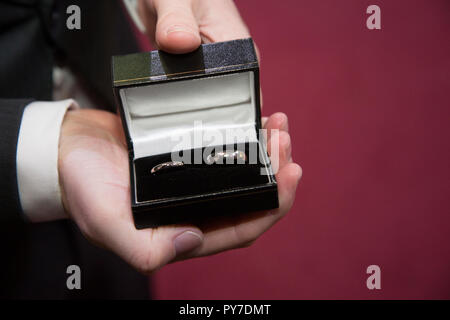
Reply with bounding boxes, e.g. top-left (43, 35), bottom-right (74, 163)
top-left (112, 38), bottom-right (262, 158)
